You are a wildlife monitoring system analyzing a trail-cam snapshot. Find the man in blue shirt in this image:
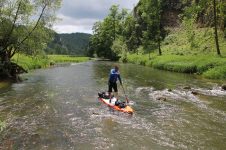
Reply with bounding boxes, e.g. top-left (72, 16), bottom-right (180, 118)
top-left (108, 65), bottom-right (122, 102)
